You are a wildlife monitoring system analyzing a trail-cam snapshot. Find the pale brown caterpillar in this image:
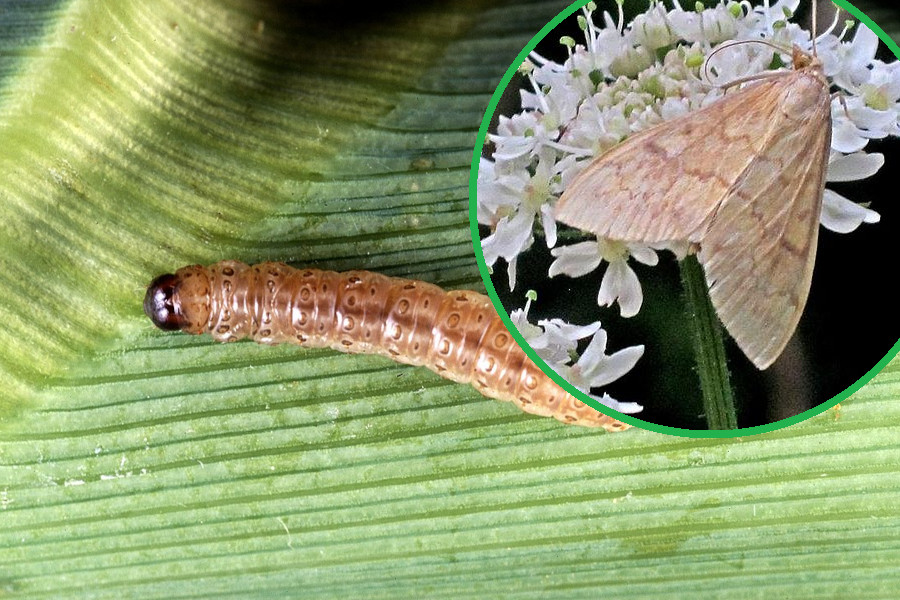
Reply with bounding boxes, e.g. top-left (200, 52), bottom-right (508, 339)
top-left (143, 261), bottom-right (629, 431)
